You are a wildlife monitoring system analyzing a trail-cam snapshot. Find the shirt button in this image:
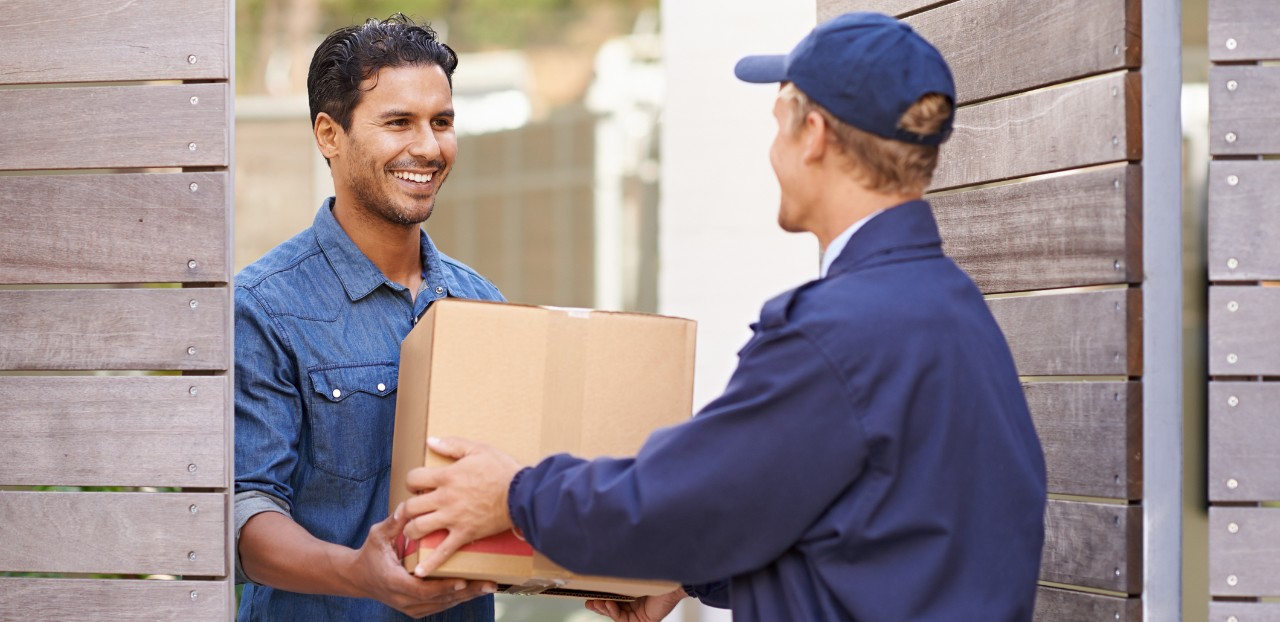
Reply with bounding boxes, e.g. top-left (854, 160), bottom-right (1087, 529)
top-left (332, 389), bottom-right (342, 399)
top-left (435, 286), bottom-right (445, 295)
top-left (377, 383), bottom-right (386, 392)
